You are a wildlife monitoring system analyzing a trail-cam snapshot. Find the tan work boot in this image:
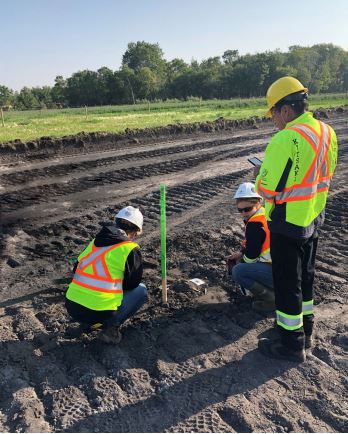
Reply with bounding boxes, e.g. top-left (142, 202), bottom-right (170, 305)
top-left (249, 282), bottom-right (275, 313)
top-left (99, 326), bottom-right (122, 344)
